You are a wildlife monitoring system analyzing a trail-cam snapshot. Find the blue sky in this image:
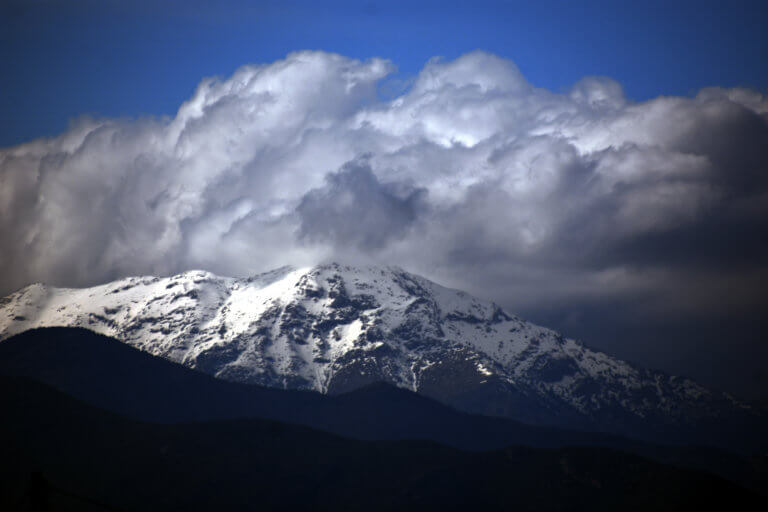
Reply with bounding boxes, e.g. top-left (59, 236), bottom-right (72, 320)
top-left (1, 0), bottom-right (766, 147)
